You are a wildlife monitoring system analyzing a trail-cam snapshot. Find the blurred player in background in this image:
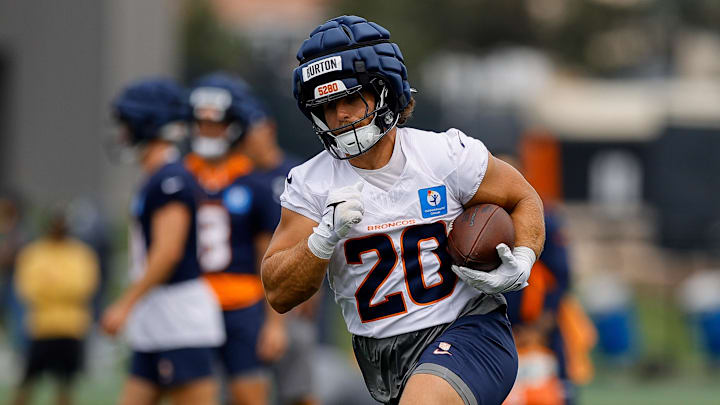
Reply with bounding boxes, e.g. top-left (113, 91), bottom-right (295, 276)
top-left (233, 80), bottom-right (319, 405)
top-left (0, 191), bottom-right (29, 353)
top-left (102, 78), bottom-right (225, 405)
top-left (186, 73), bottom-right (287, 405)
top-left (500, 153), bottom-right (595, 405)
top-left (262, 16), bottom-right (545, 405)
top-left (502, 211), bottom-right (570, 405)
top-left (12, 211), bottom-right (98, 405)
